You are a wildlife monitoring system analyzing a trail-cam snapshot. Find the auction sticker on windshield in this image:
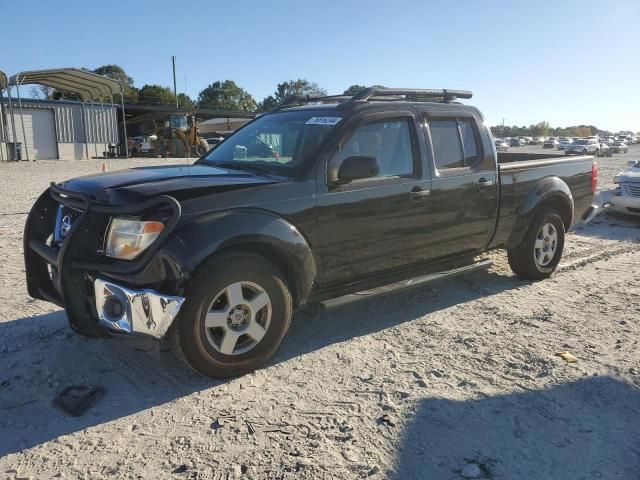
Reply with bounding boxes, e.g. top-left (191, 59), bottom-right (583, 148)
top-left (305, 117), bottom-right (342, 126)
